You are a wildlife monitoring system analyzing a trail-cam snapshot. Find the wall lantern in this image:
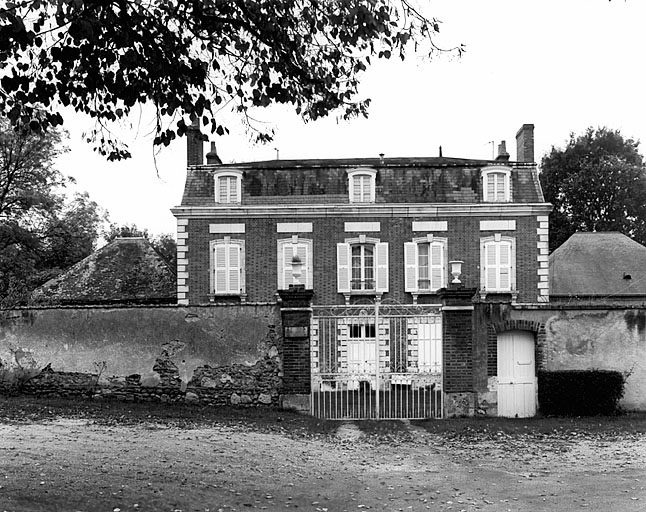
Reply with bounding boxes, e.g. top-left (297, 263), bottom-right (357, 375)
top-left (449, 260), bottom-right (464, 284)
top-left (291, 254), bottom-right (303, 285)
